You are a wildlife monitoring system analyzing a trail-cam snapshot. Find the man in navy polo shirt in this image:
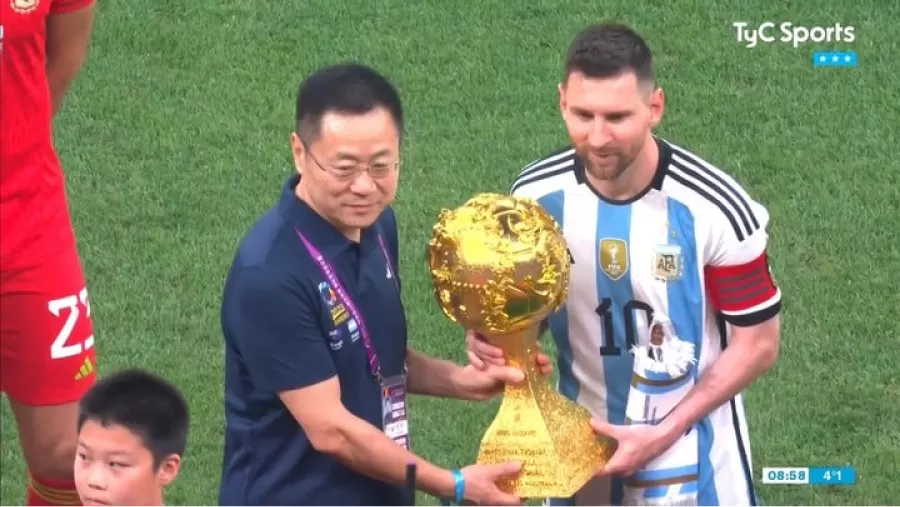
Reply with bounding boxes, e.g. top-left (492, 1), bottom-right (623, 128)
top-left (218, 63), bottom-right (527, 506)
